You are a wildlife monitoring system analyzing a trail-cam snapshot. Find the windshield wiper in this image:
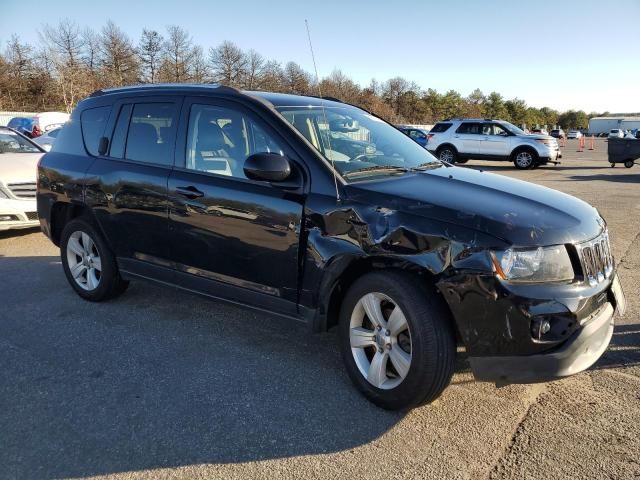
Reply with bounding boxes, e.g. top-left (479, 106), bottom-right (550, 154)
top-left (343, 165), bottom-right (410, 178)
top-left (411, 162), bottom-right (444, 171)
